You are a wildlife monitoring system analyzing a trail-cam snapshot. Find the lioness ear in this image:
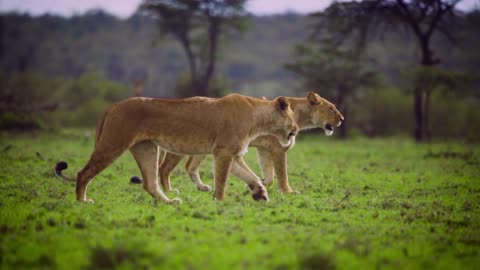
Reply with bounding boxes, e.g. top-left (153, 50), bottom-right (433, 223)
top-left (275, 96), bottom-right (290, 111)
top-left (306, 92), bottom-right (321, 105)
